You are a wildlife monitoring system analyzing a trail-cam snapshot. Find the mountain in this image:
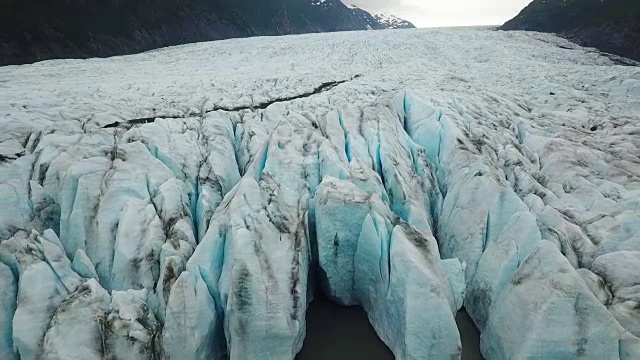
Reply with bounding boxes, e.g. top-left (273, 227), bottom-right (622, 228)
top-left (501, 0), bottom-right (640, 61)
top-left (0, 0), bottom-right (413, 66)
top-left (374, 13), bottom-right (416, 29)
top-left (1, 28), bottom-right (639, 359)
top-left (346, 5), bottom-right (386, 29)
top-left (345, 5), bottom-right (416, 30)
